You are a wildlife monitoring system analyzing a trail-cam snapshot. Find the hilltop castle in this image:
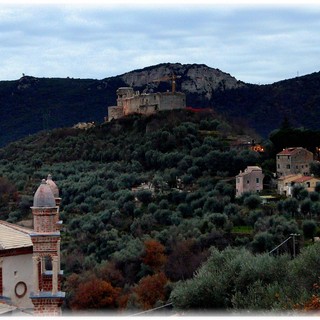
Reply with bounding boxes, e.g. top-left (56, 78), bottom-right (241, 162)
top-left (107, 87), bottom-right (186, 121)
